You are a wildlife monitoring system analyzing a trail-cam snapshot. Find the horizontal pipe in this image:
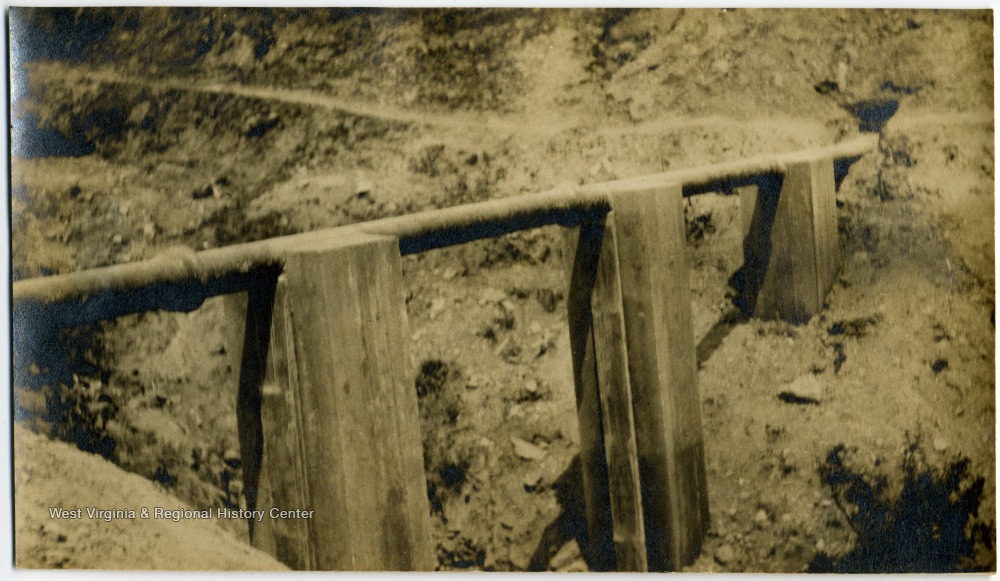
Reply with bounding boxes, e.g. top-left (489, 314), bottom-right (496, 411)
top-left (12, 135), bottom-right (877, 320)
